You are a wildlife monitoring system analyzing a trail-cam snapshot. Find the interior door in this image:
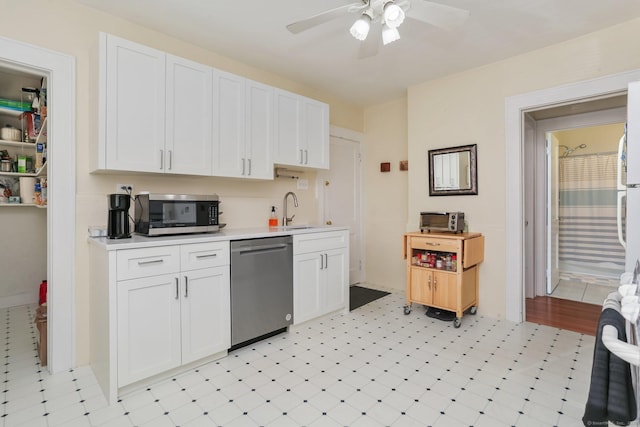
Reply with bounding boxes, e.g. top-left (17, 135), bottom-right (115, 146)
top-left (320, 136), bottom-right (362, 284)
top-left (547, 134), bottom-right (560, 294)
